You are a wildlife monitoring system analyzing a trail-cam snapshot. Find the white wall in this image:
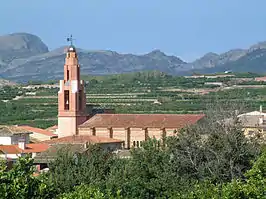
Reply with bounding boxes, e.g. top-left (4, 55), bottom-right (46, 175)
top-left (0, 134), bottom-right (30, 145)
top-left (58, 117), bottom-right (77, 137)
top-left (0, 153), bottom-right (20, 159)
top-left (0, 136), bottom-right (12, 145)
top-left (30, 133), bottom-right (50, 142)
top-left (0, 152), bottom-right (37, 160)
